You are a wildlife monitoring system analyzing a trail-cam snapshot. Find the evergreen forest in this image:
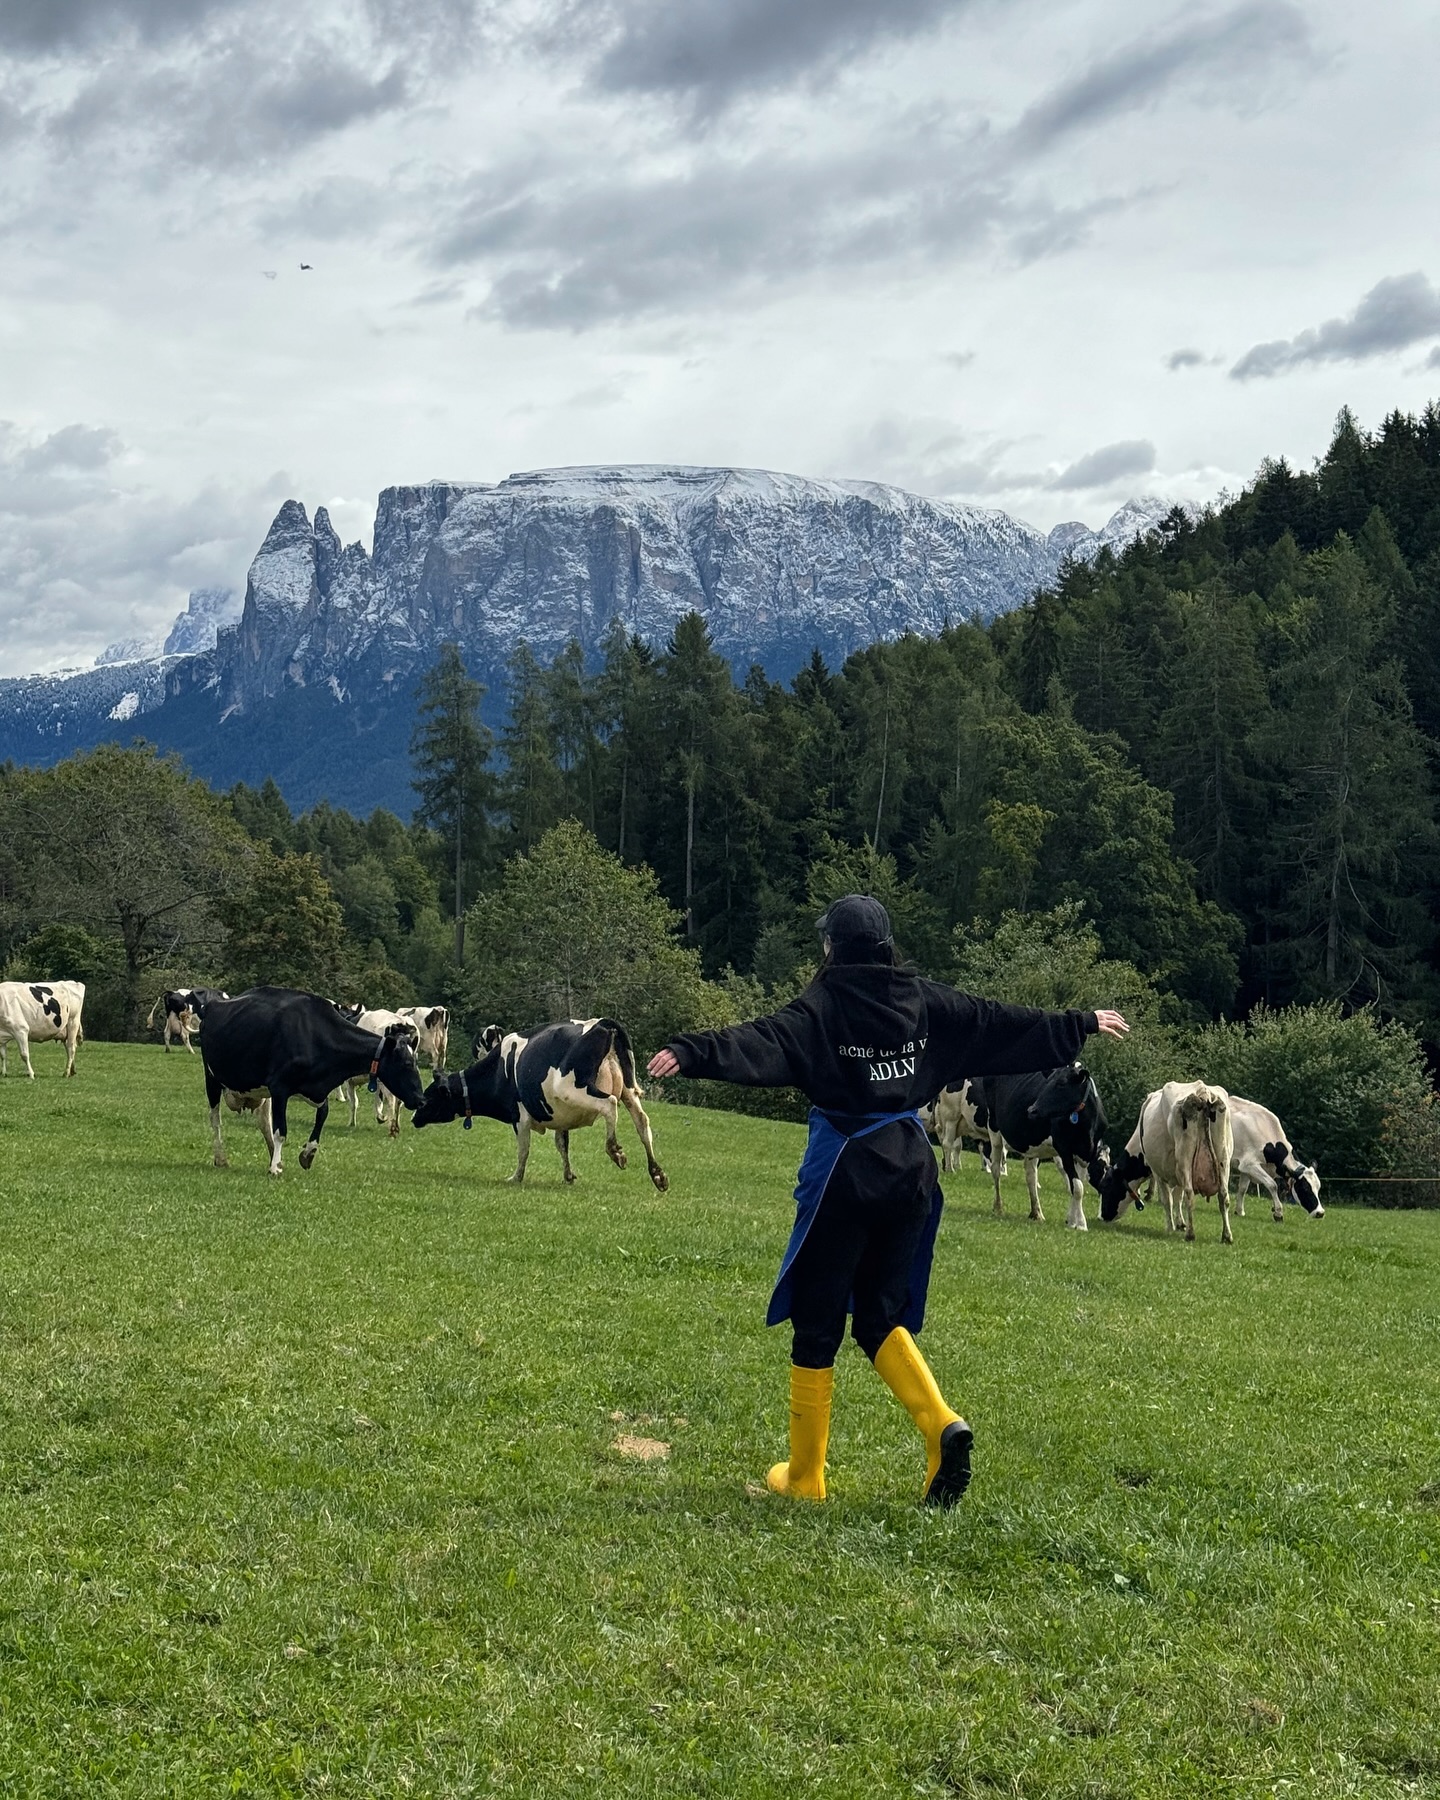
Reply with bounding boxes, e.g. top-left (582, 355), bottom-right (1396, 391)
top-left (3, 403), bottom-right (1439, 1065)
